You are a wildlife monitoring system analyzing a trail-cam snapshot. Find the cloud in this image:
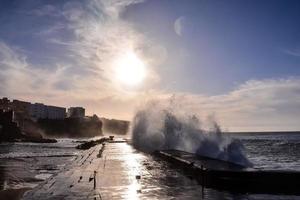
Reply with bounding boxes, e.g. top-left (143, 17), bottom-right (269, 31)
top-left (0, 42), bottom-right (27, 69)
top-left (283, 49), bottom-right (300, 57)
top-left (35, 23), bottom-right (65, 36)
top-left (96, 0), bottom-right (145, 19)
top-left (0, 0), bottom-right (158, 116)
top-left (174, 16), bottom-right (187, 36)
top-left (127, 78), bottom-right (300, 131)
top-left (0, 42), bottom-right (39, 95)
top-left (3, 0), bottom-right (151, 92)
top-left (0, 41), bottom-right (71, 99)
top-left (57, 0), bottom-right (162, 91)
top-left (31, 4), bottom-right (61, 17)
top-left (161, 78), bottom-right (300, 131)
